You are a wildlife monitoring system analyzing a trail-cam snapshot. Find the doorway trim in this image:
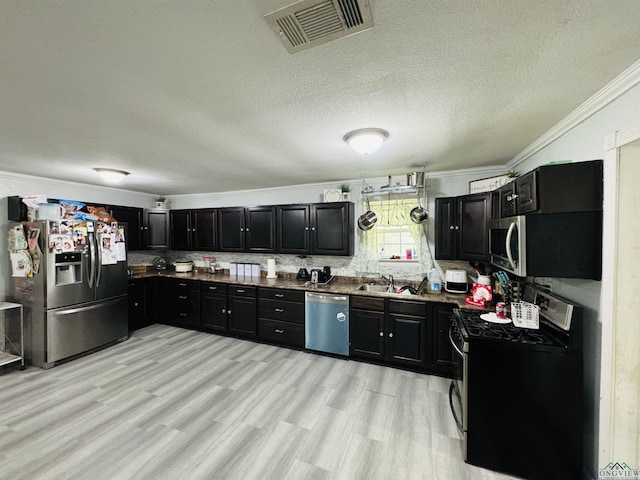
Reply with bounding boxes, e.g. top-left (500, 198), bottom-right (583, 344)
top-left (600, 123), bottom-right (640, 465)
